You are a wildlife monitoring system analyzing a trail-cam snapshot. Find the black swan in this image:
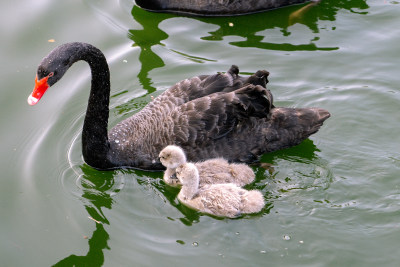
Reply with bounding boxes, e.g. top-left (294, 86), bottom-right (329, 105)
top-left (28, 42), bottom-right (330, 170)
top-left (159, 145), bottom-right (254, 187)
top-left (135, 0), bottom-right (310, 16)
